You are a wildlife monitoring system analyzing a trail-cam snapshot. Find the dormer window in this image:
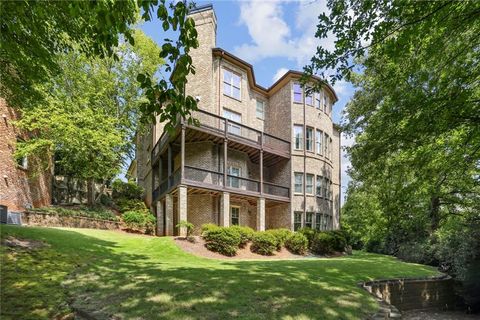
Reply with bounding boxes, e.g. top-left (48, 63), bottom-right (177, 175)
top-left (223, 69), bottom-right (241, 100)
